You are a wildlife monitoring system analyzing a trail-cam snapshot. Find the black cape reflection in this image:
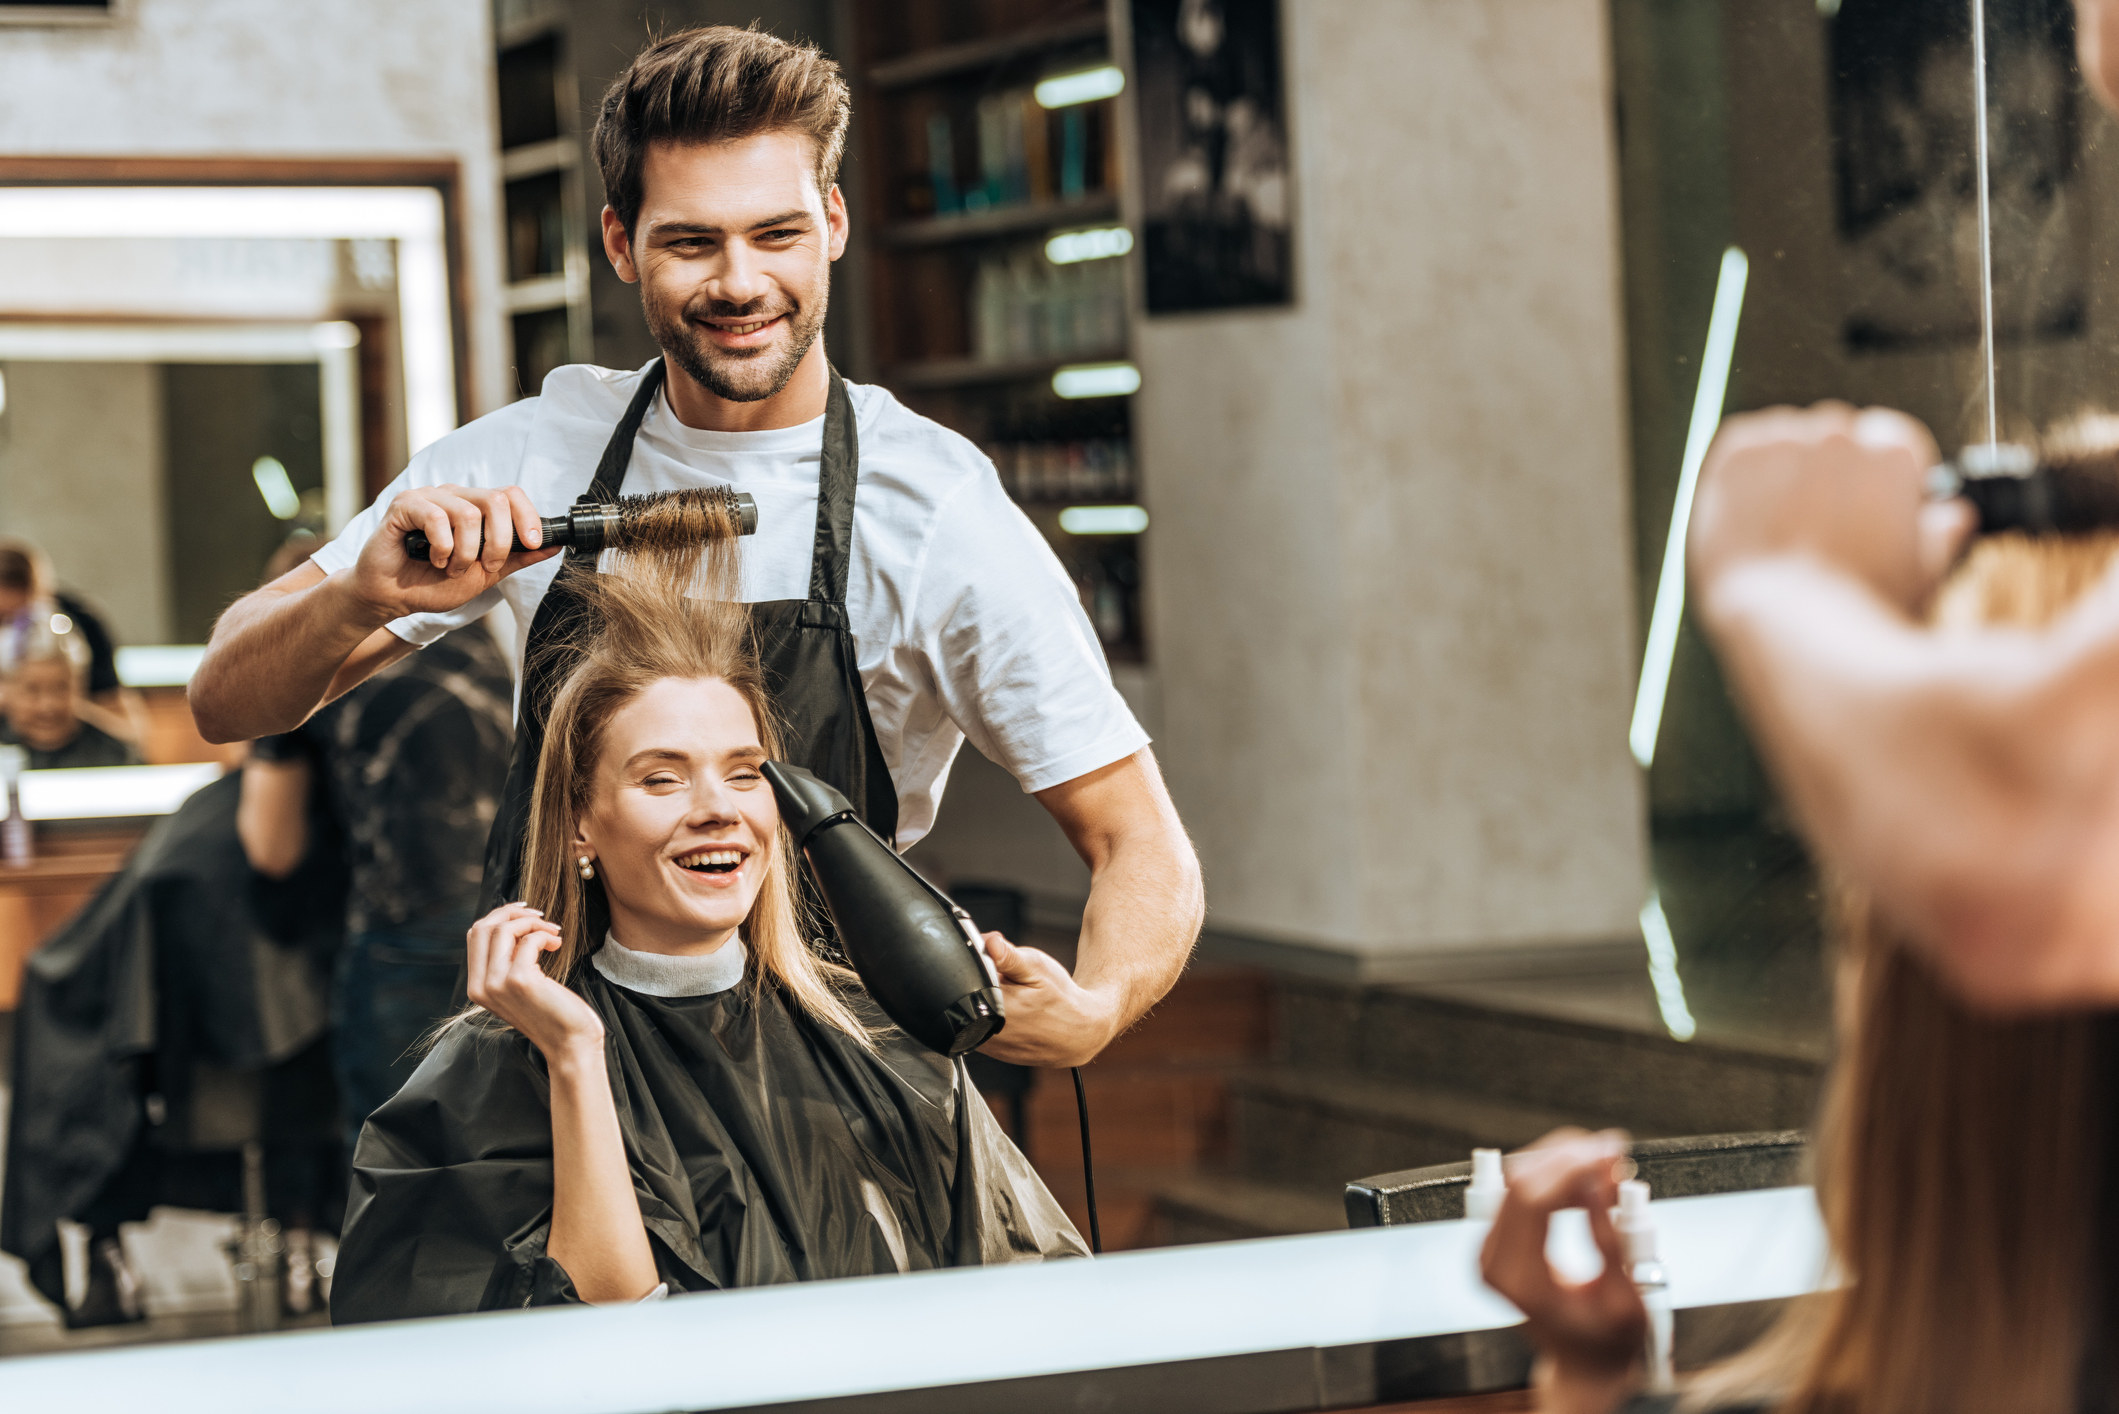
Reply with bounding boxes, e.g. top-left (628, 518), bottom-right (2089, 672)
top-left (331, 965), bottom-right (1085, 1322)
